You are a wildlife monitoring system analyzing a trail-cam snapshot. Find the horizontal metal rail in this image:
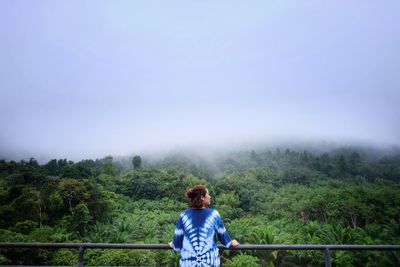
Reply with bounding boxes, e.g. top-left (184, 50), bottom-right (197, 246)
top-left (1, 243), bottom-right (399, 267)
top-left (1, 242), bottom-right (399, 250)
